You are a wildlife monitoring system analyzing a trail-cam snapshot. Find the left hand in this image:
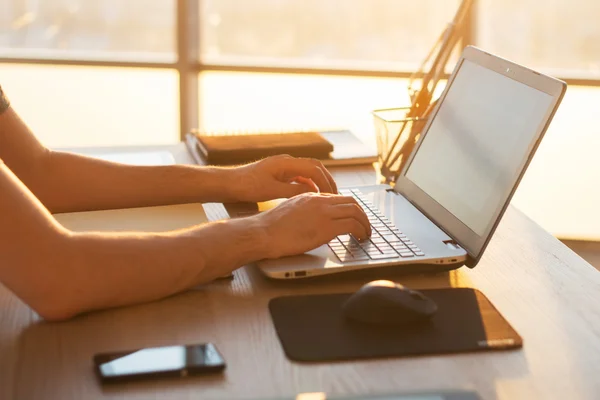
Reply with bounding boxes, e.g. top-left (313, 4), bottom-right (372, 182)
top-left (229, 154), bottom-right (338, 202)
